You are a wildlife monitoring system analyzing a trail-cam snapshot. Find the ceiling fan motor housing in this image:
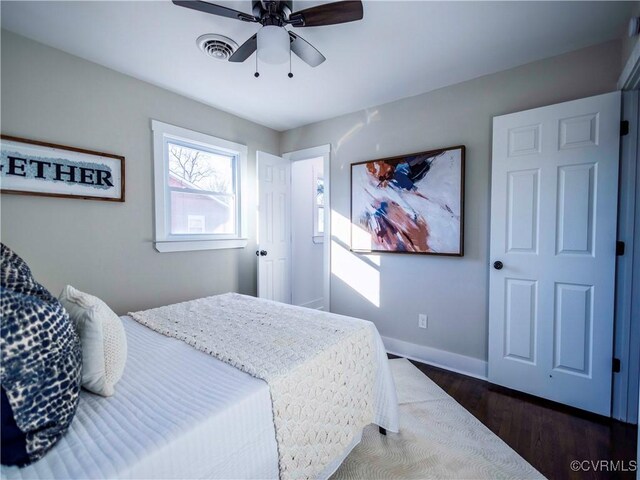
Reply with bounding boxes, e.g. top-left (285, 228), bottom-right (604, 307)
top-left (252, 1), bottom-right (292, 25)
